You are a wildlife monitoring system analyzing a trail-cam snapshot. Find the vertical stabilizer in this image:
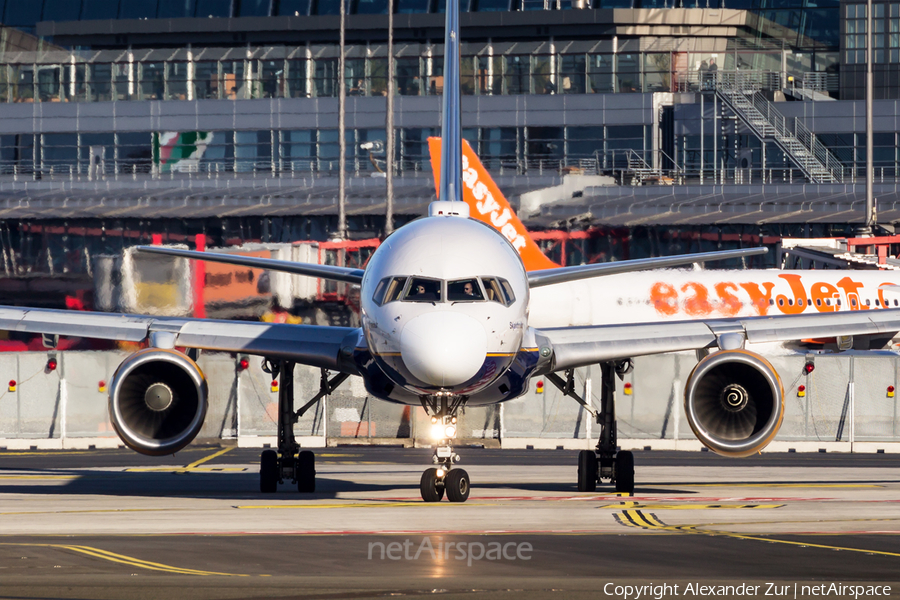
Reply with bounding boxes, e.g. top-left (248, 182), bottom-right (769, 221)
top-left (428, 137), bottom-right (560, 271)
top-left (437, 0), bottom-right (463, 206)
